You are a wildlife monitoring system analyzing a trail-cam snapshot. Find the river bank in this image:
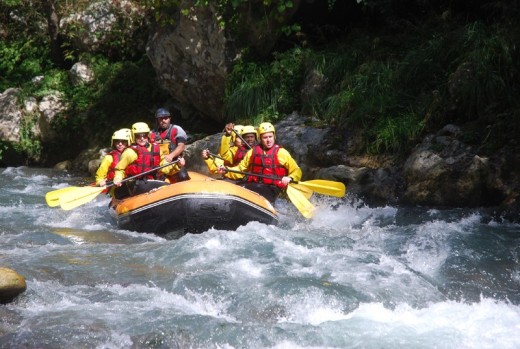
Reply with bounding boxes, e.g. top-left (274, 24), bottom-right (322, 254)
top-left (58, 113), bottom-right (518, 221)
